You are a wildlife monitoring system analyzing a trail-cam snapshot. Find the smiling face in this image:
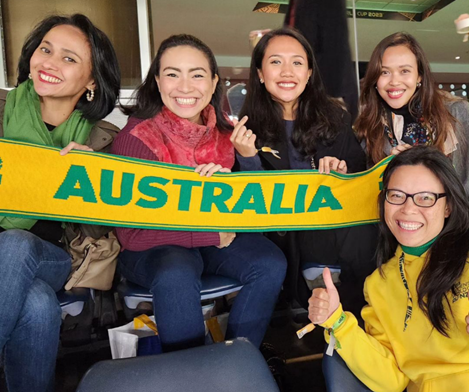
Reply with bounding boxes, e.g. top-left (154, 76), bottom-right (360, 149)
top-left (29, 24), bottom-right (94, 105)
top-left (376, 45), bottom-right (421, 109)
top-left (257, 35), bottom-right (312, 119)
top-left (155, 45), bottom-right (218, 124)
top-left (385, 165), bottom-right (450, 247)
